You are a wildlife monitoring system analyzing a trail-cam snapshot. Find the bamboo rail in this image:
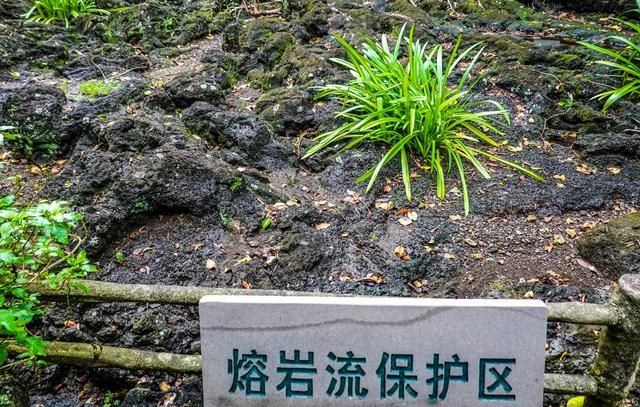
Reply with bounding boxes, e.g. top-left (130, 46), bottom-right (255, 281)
top-left (5, 341), bottom-right (599, 396)
top-left (33, 280), bottom-right (623, 326)
top-left (21, 274), bottom-right (640, 405)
